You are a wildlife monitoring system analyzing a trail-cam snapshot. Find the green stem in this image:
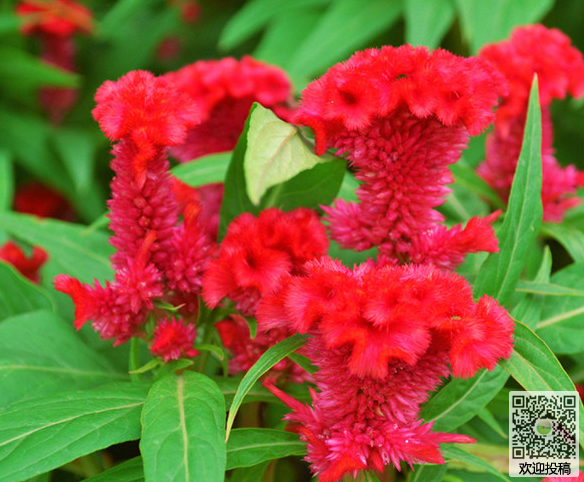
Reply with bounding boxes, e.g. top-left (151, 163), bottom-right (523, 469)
top-left (129, 337), bottom-right (142, 382)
